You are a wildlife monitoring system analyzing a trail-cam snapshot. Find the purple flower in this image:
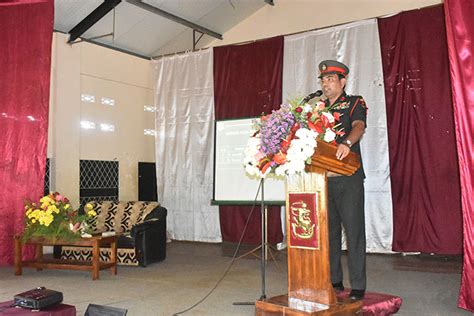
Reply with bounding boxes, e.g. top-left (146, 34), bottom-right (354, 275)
top-left (260, 108), bottom-right (295, 155)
